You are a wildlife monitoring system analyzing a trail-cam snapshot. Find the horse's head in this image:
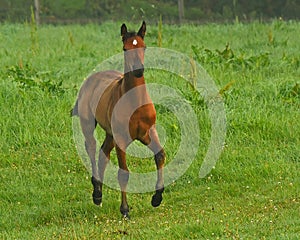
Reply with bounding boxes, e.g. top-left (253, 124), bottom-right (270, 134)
top-left (121, 21), bottom-right (146, 78)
